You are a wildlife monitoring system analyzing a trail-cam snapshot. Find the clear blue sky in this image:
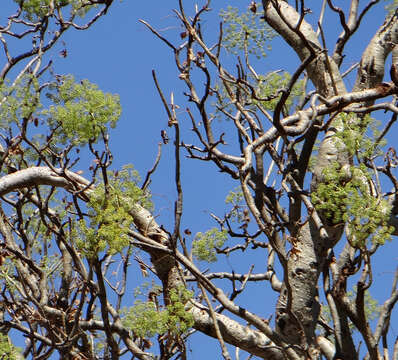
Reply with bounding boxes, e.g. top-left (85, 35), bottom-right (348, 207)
top-left (1, 0), bottom-right (397, 358)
